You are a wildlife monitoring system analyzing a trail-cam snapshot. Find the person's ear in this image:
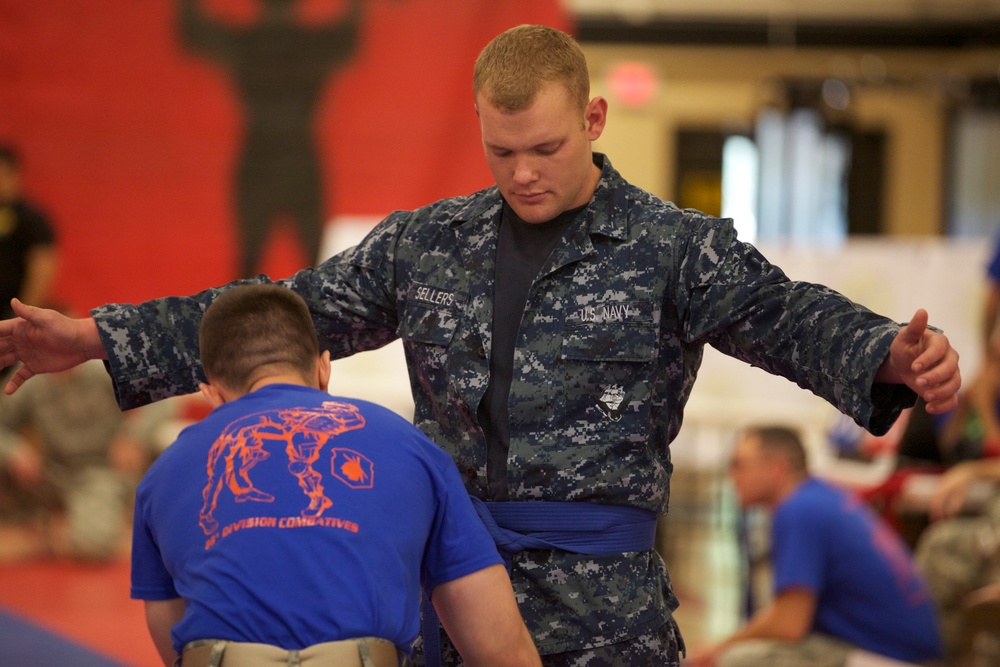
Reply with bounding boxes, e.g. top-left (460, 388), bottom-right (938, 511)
top-left (317, 350), bottom-right (331, 391)
top-left (584, 96), bottom-right (608, 141)
top-left (198, 382), bottom-right (226, 408)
